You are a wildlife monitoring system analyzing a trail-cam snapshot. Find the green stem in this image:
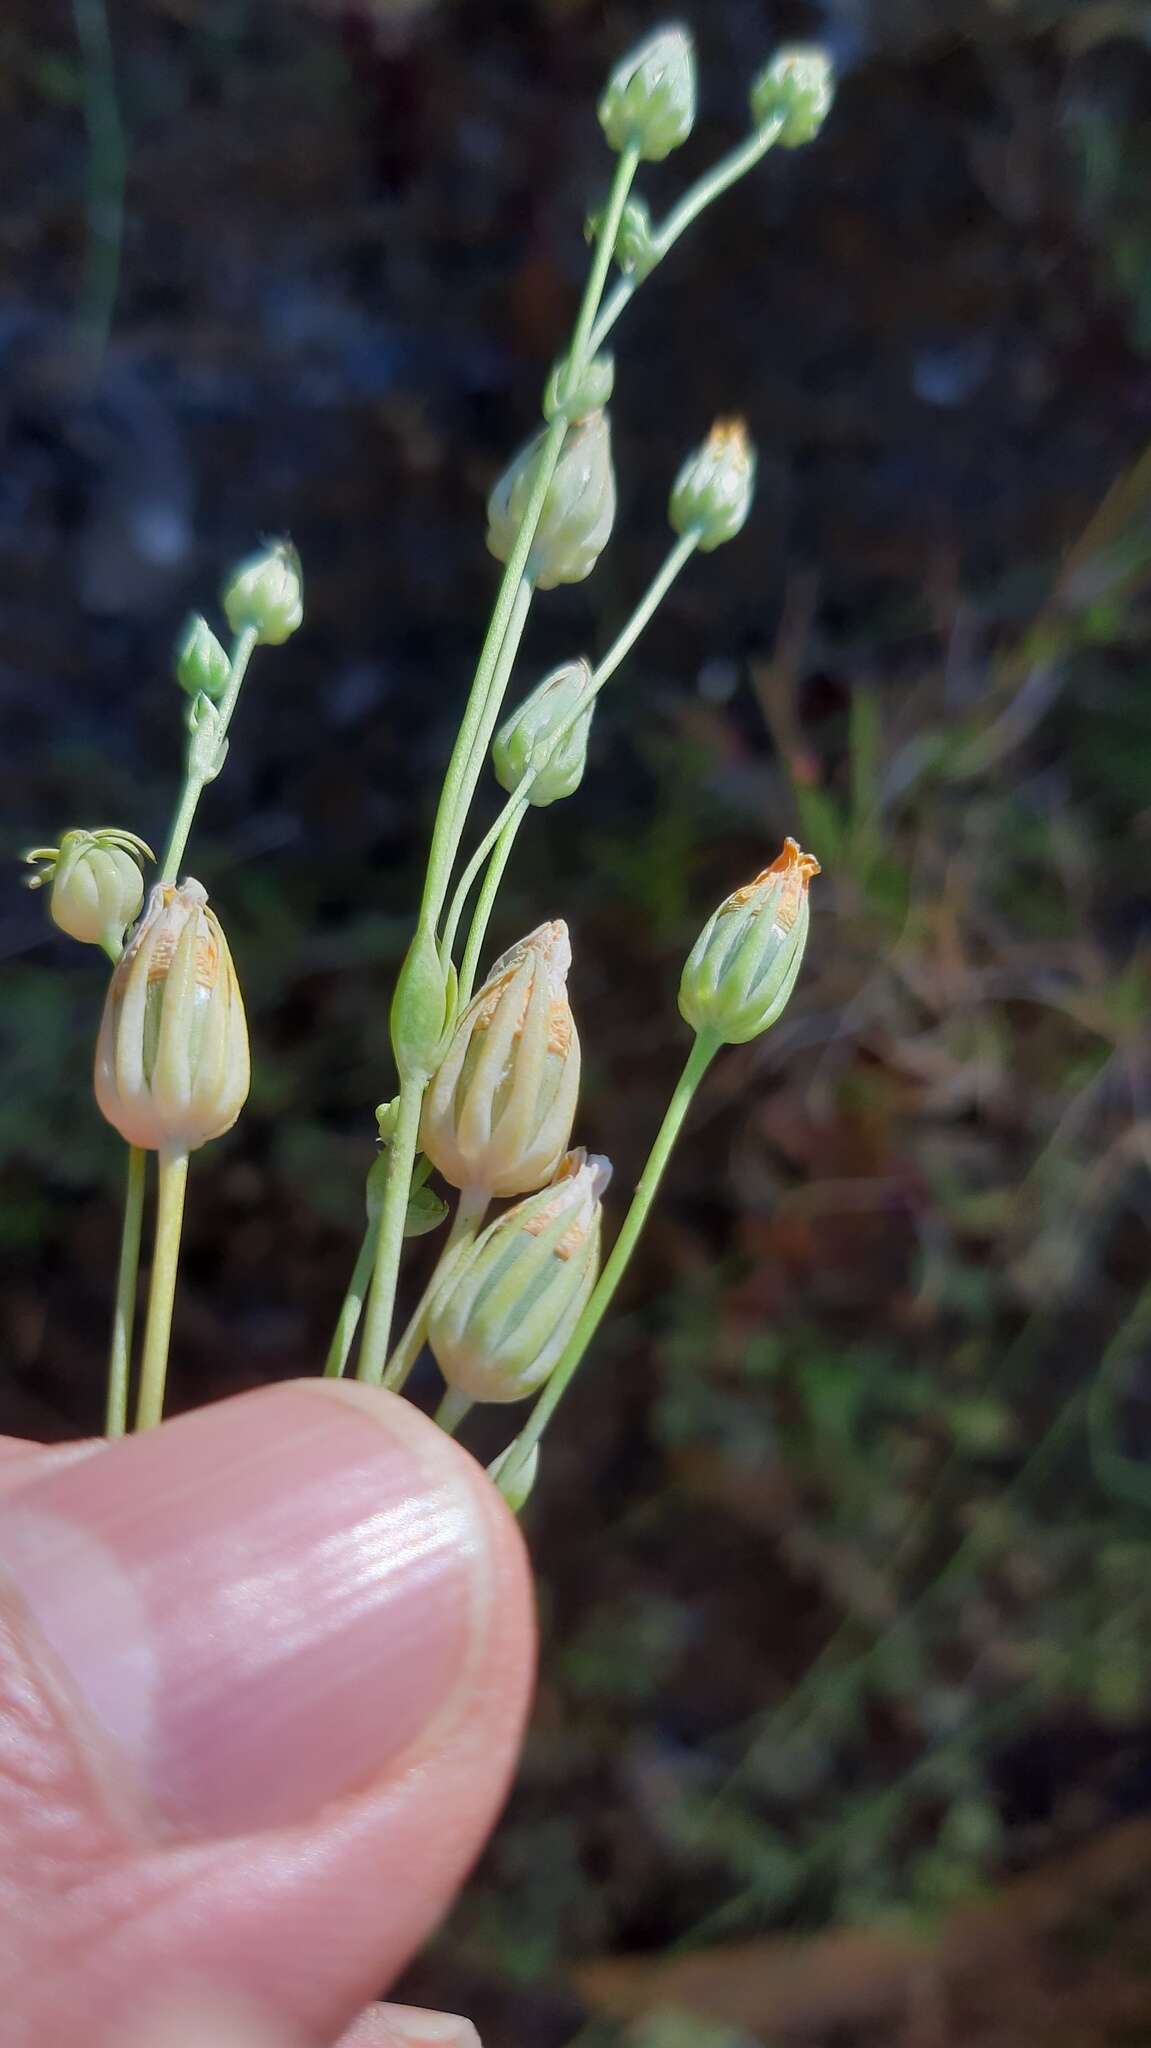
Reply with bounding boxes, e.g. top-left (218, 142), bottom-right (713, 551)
top-left (437, 574), bottom-right (533, 937)
top-left (72, 0), bottom-right (126, 370)
top-left (458, 807), bottom-right (524, 1007)
top-left (445, 530), bottom-right (701, 1000)
top-left (504, 1029), bottom-right (720, 1479)
top-left (383, 1186), bottom-right (490, 1394)
top-left (323, 1214), bottom-right (379, 1378)
top-left (435, 1388), bottom-right (473, 1438)
top-left (134, 1148), bottom-right (190, 1431)
top-left (571, 141), bottom-right (642, 368)
top-left (589, 124), bottom-right (782, 356)
top-left (159, 625), bottom-right (259, 885)
top-left (105, 1143), bottom-right (146, 1436)
top-left (354, 1081), bottom-right (425, 1386)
